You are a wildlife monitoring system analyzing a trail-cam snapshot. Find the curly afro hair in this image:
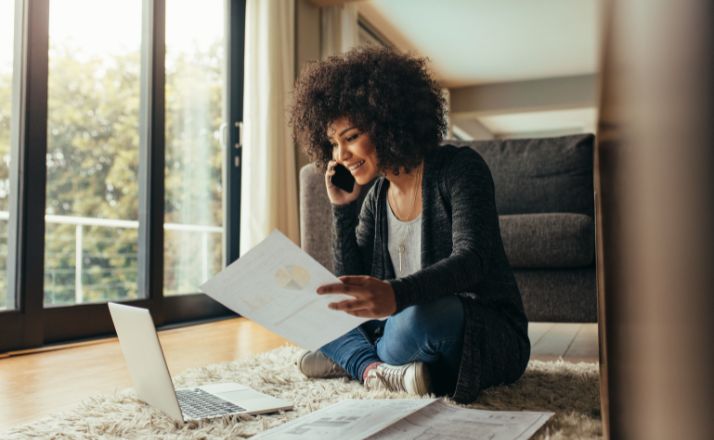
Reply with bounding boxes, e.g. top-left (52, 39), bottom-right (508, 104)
top-left (290, 46), bottom-right (447, 174)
